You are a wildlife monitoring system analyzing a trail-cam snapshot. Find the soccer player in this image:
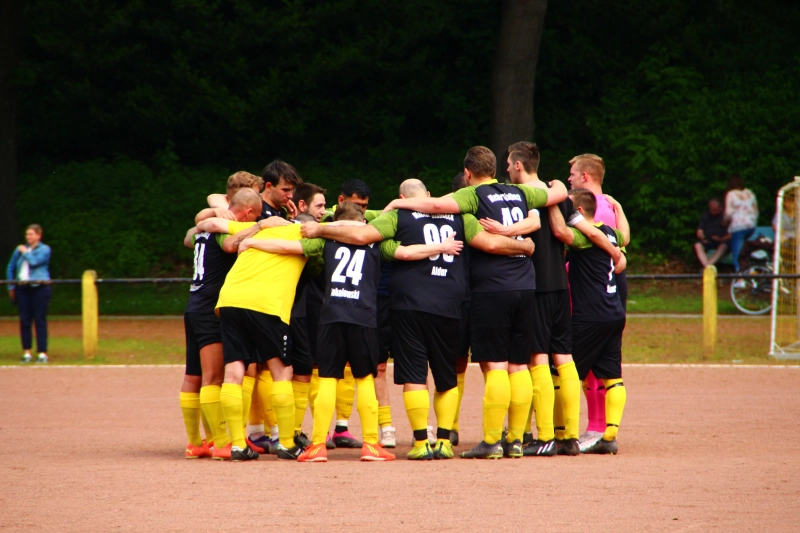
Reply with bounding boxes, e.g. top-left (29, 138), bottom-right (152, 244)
top-left (566, 154), bottom-right (630, 451)
top-left (320, 179), bottom-right (390, 448)
top-left (195, 171), bottom-right (263, 224)
top-left (488, 142), bottom-right (623, 457)
top-left (378, 146), bottom-right (567, 459)
top-left (450, 172), bottom-right (470, 446)
top-left (181, 188), bottom-right (263, 459)
top-left (549, 189), bottom-right (628, 454)
top-left (208, 160), bottom-right (302, 220)
top-left (241, 203), bottom-right (398, 462)
top-left (198, 214), bottom-right (312, 461)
